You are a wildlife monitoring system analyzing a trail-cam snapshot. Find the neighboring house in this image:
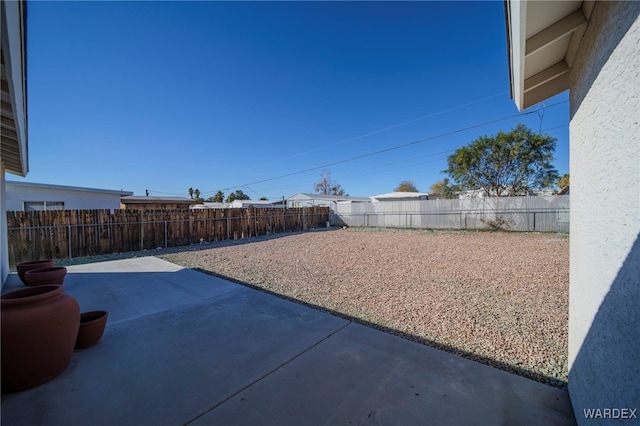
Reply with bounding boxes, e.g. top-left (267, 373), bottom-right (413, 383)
top-left (533, 189), bottom-right (558, 197)
top-left (372, 192), bottom-right (429, 202)
top-left (457, 188), bottom-right (534, 198)
top-left (287, 193), bottom-right (370, 209)
top-left (191, 202), bottom-right (229, 210)
top-left (287, 193), bottom-right (371, 225)
top-left (191, 200), bottom-right (283, 209)
top-left (229, 199), bottom-right (281, 209)
top-left (120, 196), bottom-right (195, 211)
top-left (1, 0), bottom-right (28, 286)
top-left (6, 181), bottom-right (132, 212)
top-left (505, 0), bottom-right (639, 420)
